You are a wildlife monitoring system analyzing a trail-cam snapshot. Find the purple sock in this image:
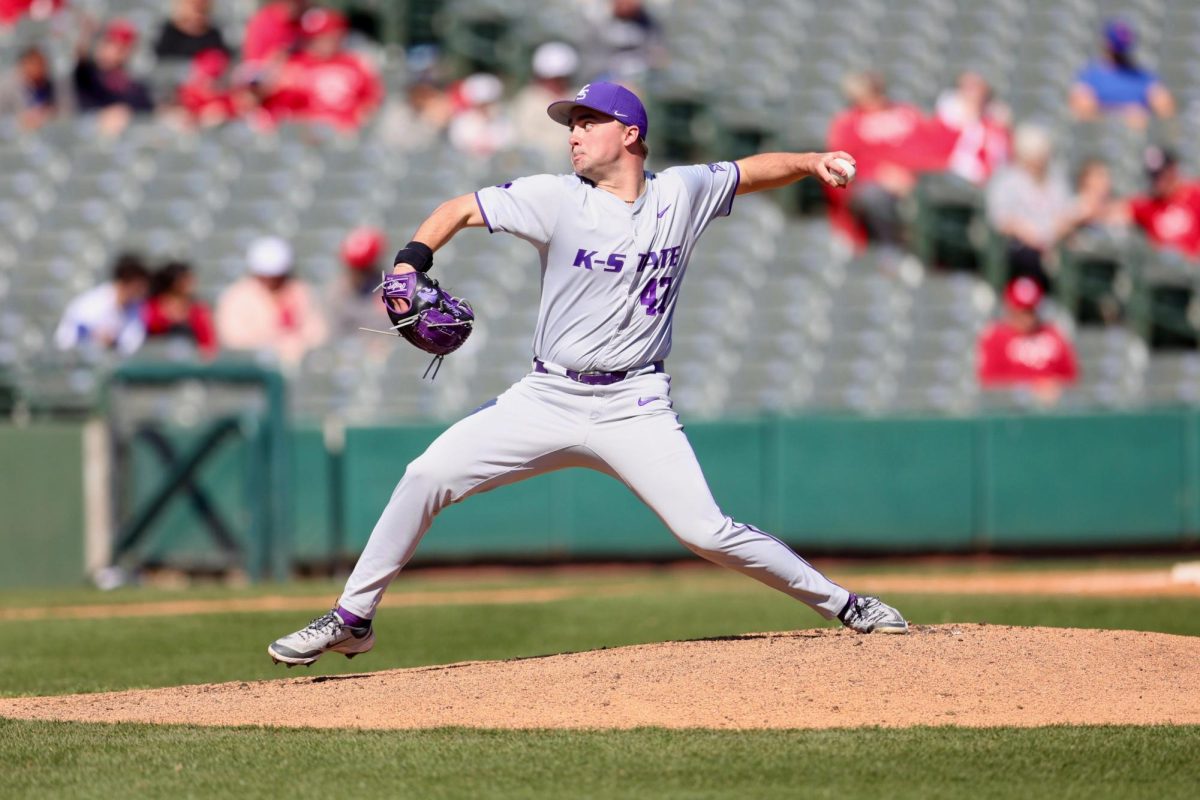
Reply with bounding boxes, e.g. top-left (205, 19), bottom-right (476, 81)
top-left (837, 593), bottom-right (858, 623)
top-left (336, 606), bottom-right (371, 628)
